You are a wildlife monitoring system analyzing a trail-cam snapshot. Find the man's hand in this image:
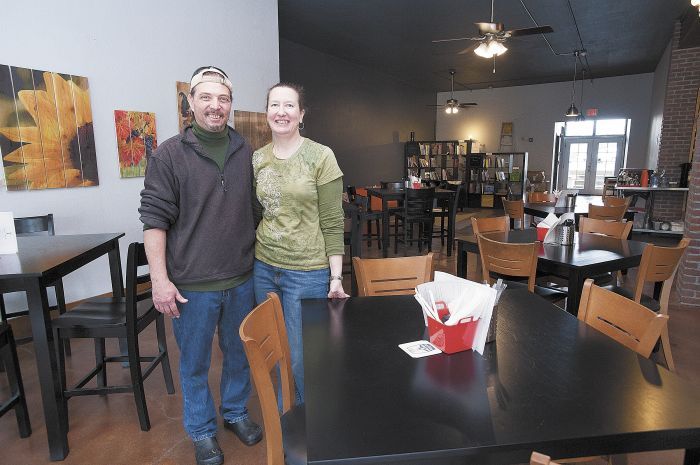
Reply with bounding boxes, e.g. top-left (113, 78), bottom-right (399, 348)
top-left (152, 278), bottom-right (188, 318)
